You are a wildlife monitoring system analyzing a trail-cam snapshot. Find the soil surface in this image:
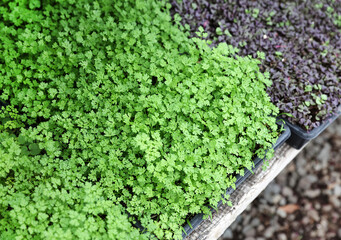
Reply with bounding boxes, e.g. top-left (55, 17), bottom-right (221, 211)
top-left (220, 117), bottom-right (341, 240)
